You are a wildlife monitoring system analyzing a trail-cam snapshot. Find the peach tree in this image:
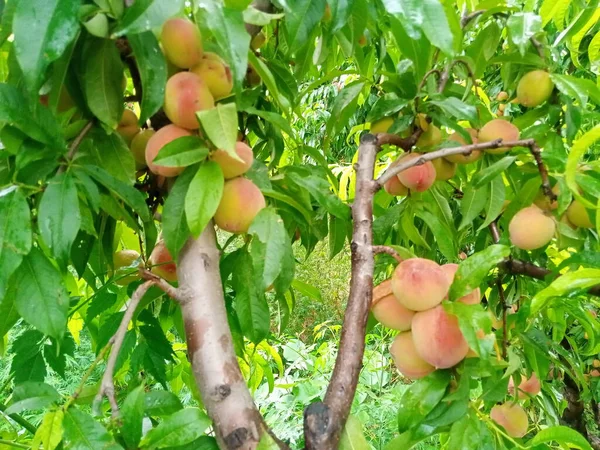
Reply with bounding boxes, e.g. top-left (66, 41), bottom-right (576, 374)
top-left (0, 0), bottom-right (600, 449)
